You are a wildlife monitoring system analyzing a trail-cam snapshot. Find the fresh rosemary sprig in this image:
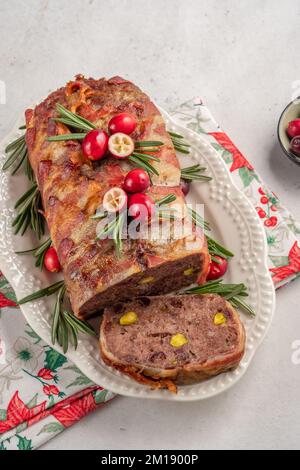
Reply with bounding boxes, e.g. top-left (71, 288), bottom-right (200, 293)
top-left (18, 280), bottom-right (65, 304)
top-left (156, 194), bottom-right (178, 220)
top-left (46, 104), bottom-right (96, 142)
top-left (128, 154), bottom-right (159, 176)
top-left (56, 103), bottom-right (96, 130)
top-left (16, 237), bottom-right (51, 269)
top-left (156, 194), bottom-right (177, 207)
top-left (91, 210), bottom-right (108, 220)
top-left (181, 164), bottom-right (212, 182)
top-left (12, 183), bottom-right (45, 239)
top-left (2, 133), bottom-right (33, 180)
top-left (206, 236), bottom-right (234, 260)
top-left (47, 133), bottom-right (86, 142)
top-left (18, 281), bottom-right (96, 353)
top-left (184, 279), bottom-right (255, 317)
top-left (61, 310), bottom-right (96, 351)
top-left (188, 208), bottom-right (211, 232)
top-left (96, 212), bottom-right (126, 257)
top-left (130, 140), bottom-right (163, 175)
top-left (168, 131), bottom-right (191, 154)
top-left (135, 140), bottom-right (163, 149)
top-left (51, 283), bottom-right (66, 346)
top-left (25, 152), bottom-right (34, 182)
top-left (188, 208), bottom-right (234, 259)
